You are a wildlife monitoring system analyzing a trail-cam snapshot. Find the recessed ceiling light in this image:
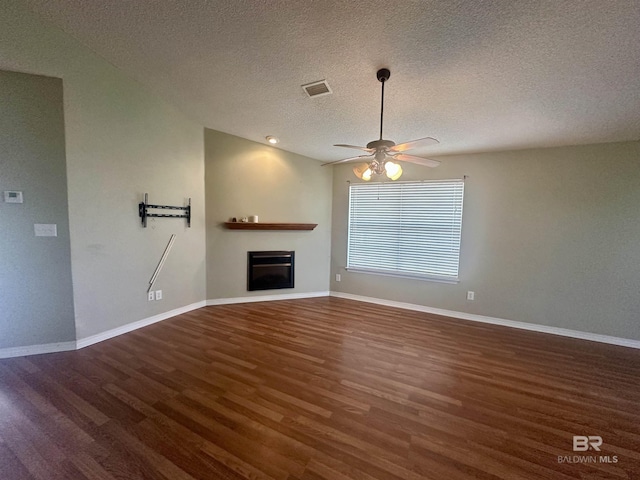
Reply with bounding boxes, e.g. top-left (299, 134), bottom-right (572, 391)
top-left (266, 136), bottom-right (279, 145)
